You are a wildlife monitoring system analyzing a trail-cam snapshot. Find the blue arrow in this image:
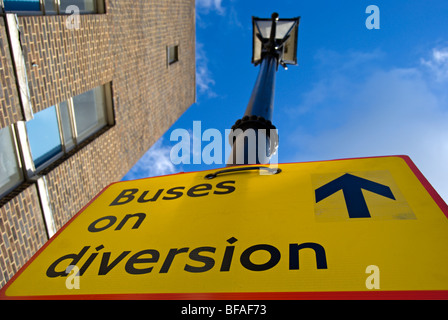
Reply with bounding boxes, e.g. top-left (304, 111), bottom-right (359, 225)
top-left (315, 173), bottom-right (396, 218)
